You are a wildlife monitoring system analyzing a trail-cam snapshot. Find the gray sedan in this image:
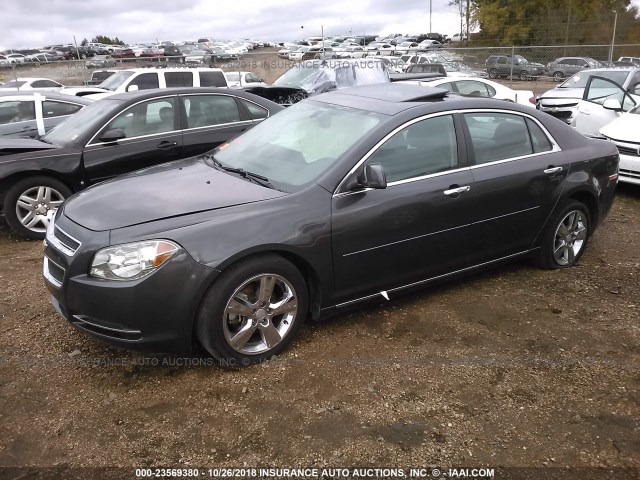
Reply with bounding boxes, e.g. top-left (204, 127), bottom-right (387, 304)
top-left (0, 92), bottom-right (92, 138)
